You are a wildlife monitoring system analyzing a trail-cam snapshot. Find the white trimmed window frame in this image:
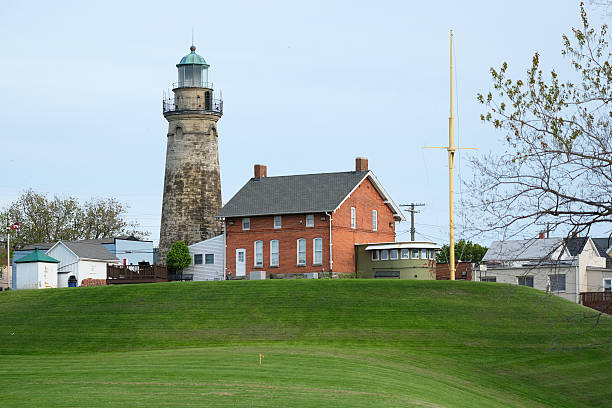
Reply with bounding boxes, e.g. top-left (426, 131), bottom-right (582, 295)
top-left (274, 215), bottom-right (282, 229)
top-left (313, 237), bottom-right (323, 265)
top-left (254, 240), bottom-right (263, 267)
top-left (270, 240), bottom-right (279, 267)
top-left (411, 249), bottom-right (419, 259)
top-left (350, 207), bottom-right (356, 229)
top-left (242, 217), bottom-right (250, 230)
top-left (297, 238), bottom-right (306, 266)
top-left (372, 250), bottom-right (379, 261)
top-left (380, 250), bottom-right (389, 261)
top-left (372, 210), bottom-right (377, 231)
top-left (400, 249), bottom-right (410, 259)
top-left (306, 214), bottom-right (314, 228)
top-left (390, 249), bottom-right (399, 260)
